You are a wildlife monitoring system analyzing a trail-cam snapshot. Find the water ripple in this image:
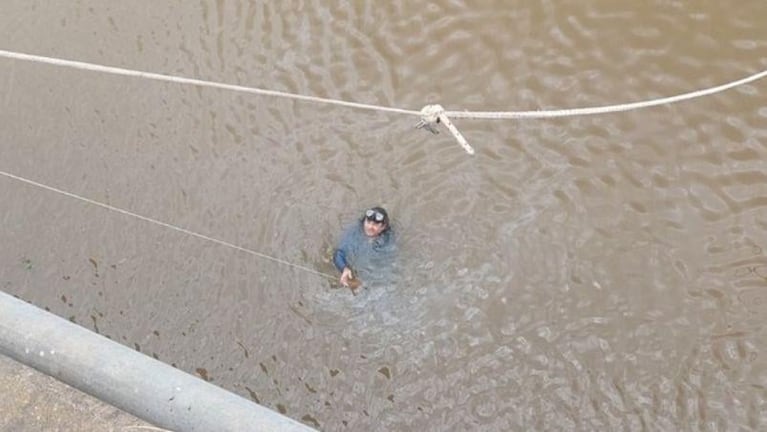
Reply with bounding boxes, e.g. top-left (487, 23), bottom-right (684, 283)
top-left (1, 0), bottom-right (767, 430)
